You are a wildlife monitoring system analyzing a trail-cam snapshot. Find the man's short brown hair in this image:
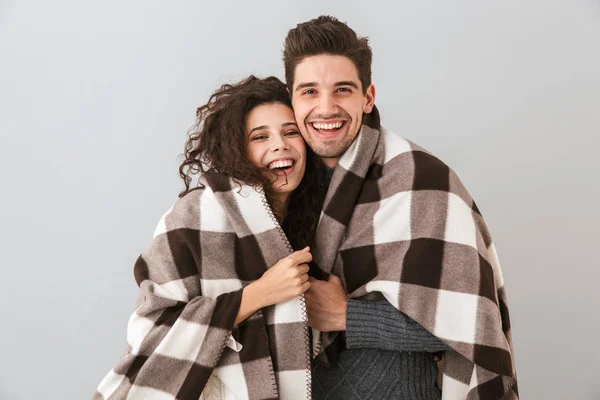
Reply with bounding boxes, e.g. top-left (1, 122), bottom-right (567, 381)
top-left (283, 16), bottom-right (373, 94)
